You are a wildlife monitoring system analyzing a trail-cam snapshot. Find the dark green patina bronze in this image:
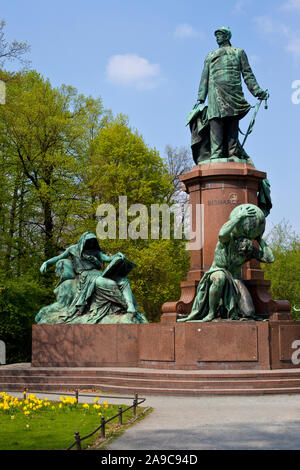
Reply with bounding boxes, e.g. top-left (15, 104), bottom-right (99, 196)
top-left (178, 204), bottom-right (274, 322)
top-left (186, 27), bottom-right (272, 217)
top-left (36, 232), bottom-right (148, 324)
top-left (187, 26), bottom-right (268, 163)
